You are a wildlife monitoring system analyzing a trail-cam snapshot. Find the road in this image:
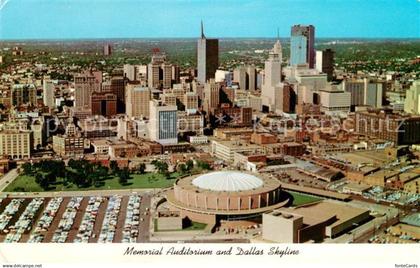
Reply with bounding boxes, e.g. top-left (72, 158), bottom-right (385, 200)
top-left (0, 169), bottom-right (18, 192)
top-left (2, 188), bottom-right (156, 198)
top-left (137, 194), bottom-right (151, 242)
